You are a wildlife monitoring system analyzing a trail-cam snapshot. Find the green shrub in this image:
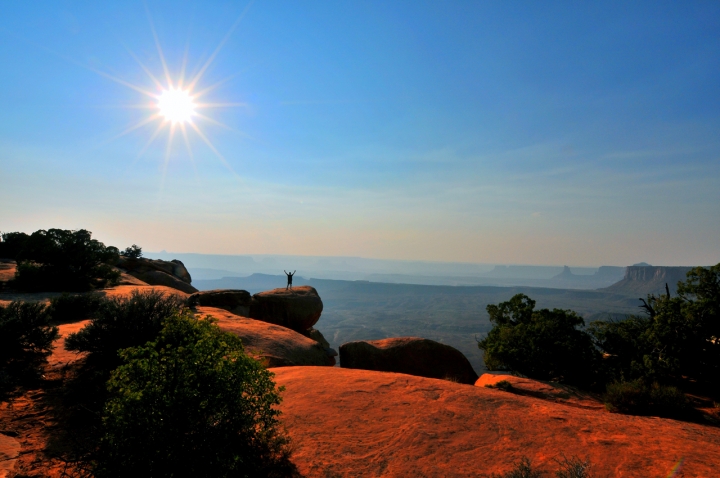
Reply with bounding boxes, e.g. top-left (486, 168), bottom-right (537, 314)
top-left (590, 263), bottom-right (720, 388)
top-left (486, 379), bottom-right (513, 391)
top-left (0, 301), bottom-right (59, 393)
top-left (648, 382), bottom-right (689, 417)
top-left (605, 380), bottom-right (689, 418)
top-left (64, 290), bottom-right (184, 367)
top-left (478, 294), bottom-right (602, 387)
top-left (9, 228), bottom-right (120, 292)
top-left (95, 313), bottom-right (295, 478)
top-left (48, 293), bottom-right (107, 325)
top-left (604, 379), bottom-right (649, 414)
top-left (554, 455), bottom-right (593, 478)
